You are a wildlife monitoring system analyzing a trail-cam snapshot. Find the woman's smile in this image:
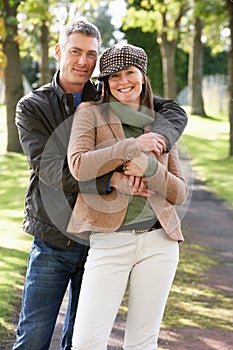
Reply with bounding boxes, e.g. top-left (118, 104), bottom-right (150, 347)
top-left (118, 87), bottom-right (134, 93)
top-left (109, 66), bottom-right (145, 108)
